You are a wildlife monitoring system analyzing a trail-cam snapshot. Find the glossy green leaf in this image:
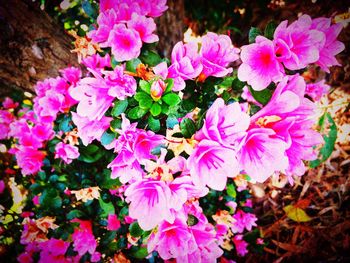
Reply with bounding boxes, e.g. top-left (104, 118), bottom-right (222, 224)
top-left (162, 93), bottom-right (181, 106)
top-left (148, 116), bottom-right (160, 132)
top-left (98, 198), bottom-right (115, 218)
top-left (249, 27), bottom-right (262, 43)
top-left (248, 86), bottom-right (272, 106)
top-left (140, 50), bottom-right (162, 66)
top-left (111, 99), bottom-right (128, 117)
top-left (67, 210), bottom-right (85, 220)
top-left (150, 103), bottom-right (162, 116)
top-left (187, 214), bottom-right (199, 226)
top-left (125, 58), bottom-right (142, 73)
top-left (180, 118), bottom-right (196, 138)
top-left (226, 184), bottom-right (236, 198)
top-left (127, 106), bottom-right (148, 119)
top-left (129, 222), bottom-right (143, 237)
top-left (264, 20), bottom-right (277, 40)
top-left (139, 80), bottom-right (151, 93)
top-left (129, 247), bottom-right (149, 259)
